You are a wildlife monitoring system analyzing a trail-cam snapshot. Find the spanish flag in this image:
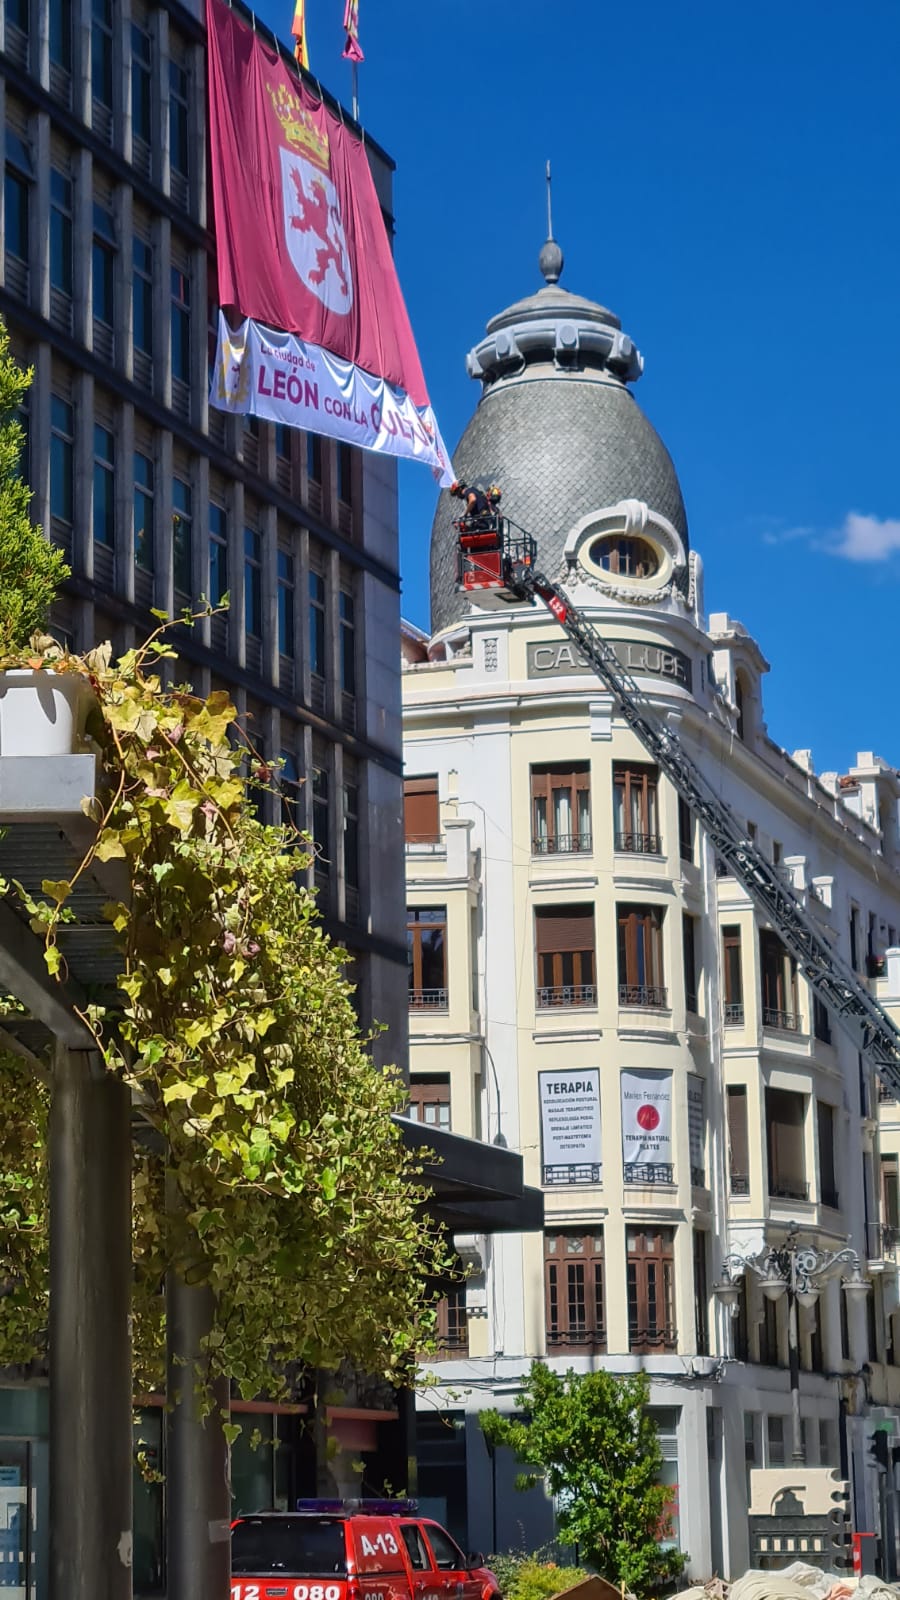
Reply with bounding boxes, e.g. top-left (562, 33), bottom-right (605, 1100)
top-left (342, 0), bottom-right (363, 61)
top-left (291, 0), bottom-right (309, 68)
